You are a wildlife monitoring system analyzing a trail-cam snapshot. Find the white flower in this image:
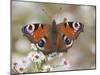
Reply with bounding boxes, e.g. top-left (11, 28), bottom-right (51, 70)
top-left (42, 65), bottom-right (52, 72)
top-left (12, 57), bottom-right (32, 73)
top-left (27, 51), bottom-right (46, 63)
top-left (12, 62), bottom-right (26, 73)
top-left (38, 51), bottom-right (46, 60)
top-left (31, 43), bottom-right (37, 51)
